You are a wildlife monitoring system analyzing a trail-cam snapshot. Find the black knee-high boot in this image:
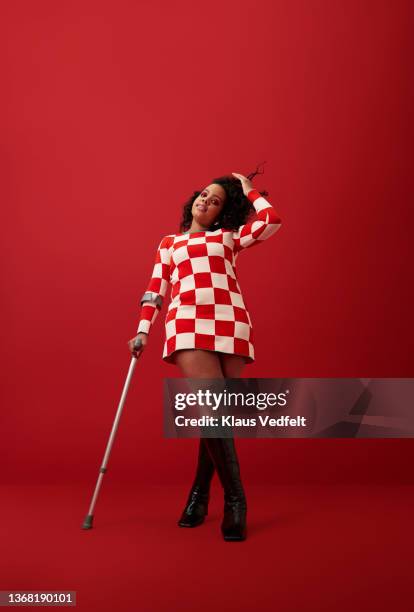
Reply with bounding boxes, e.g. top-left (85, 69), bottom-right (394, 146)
top-left (178, 438), bottom-right (215, 527)
top-left (203, 436), bottom-right (247, 541)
